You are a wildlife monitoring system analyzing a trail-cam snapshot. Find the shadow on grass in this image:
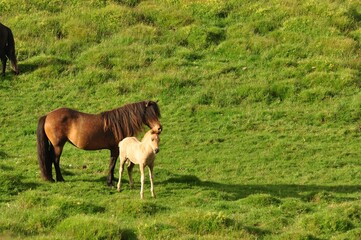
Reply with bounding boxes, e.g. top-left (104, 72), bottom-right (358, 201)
top-left (0, 71), bottom-right (18, 83)
top-left (17, 62), bottom-right (39, 74)
top-left (0, 151), bottom-right (10, 159)
top-left (61, 168), bottom-right (76, 177)
top-left (0, 176), bottom-right (40, 202)
top-left (0, 163), bottom-right (14, 171)
top-left (65, 175), bottom-right (123, 189)
top-left (0, 62), bottom-right (39, 78)
top-left (121, 229), bottom-right (138, 240)
top-left (161, 174), bottom-right (361, 200)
